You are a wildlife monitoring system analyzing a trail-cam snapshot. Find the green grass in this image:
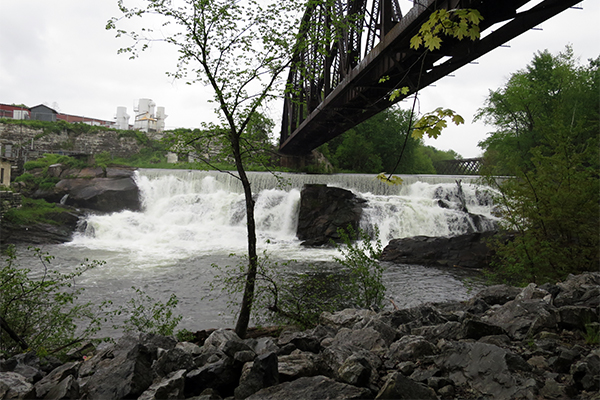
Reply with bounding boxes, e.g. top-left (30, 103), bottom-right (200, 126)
top-left (3, 198), bottom-right (65, 225)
